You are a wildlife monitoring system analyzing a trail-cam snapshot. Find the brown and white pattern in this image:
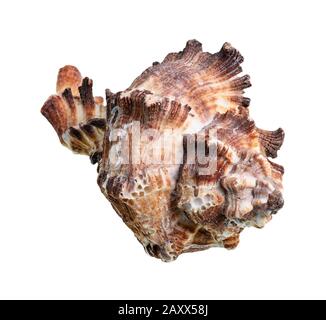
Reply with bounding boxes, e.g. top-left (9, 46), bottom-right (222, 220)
top-left (41, 40), bottom-right (285, 261)
top-left (41, 65), bottom-right (106, 162)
